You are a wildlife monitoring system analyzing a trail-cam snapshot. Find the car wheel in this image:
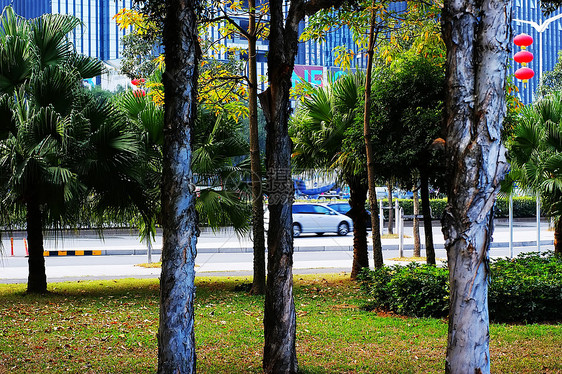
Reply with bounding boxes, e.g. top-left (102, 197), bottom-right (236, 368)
top-left (293, 223), bottom-right (302, 237)
top-left (337, 222), bottom-right (350, 236)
